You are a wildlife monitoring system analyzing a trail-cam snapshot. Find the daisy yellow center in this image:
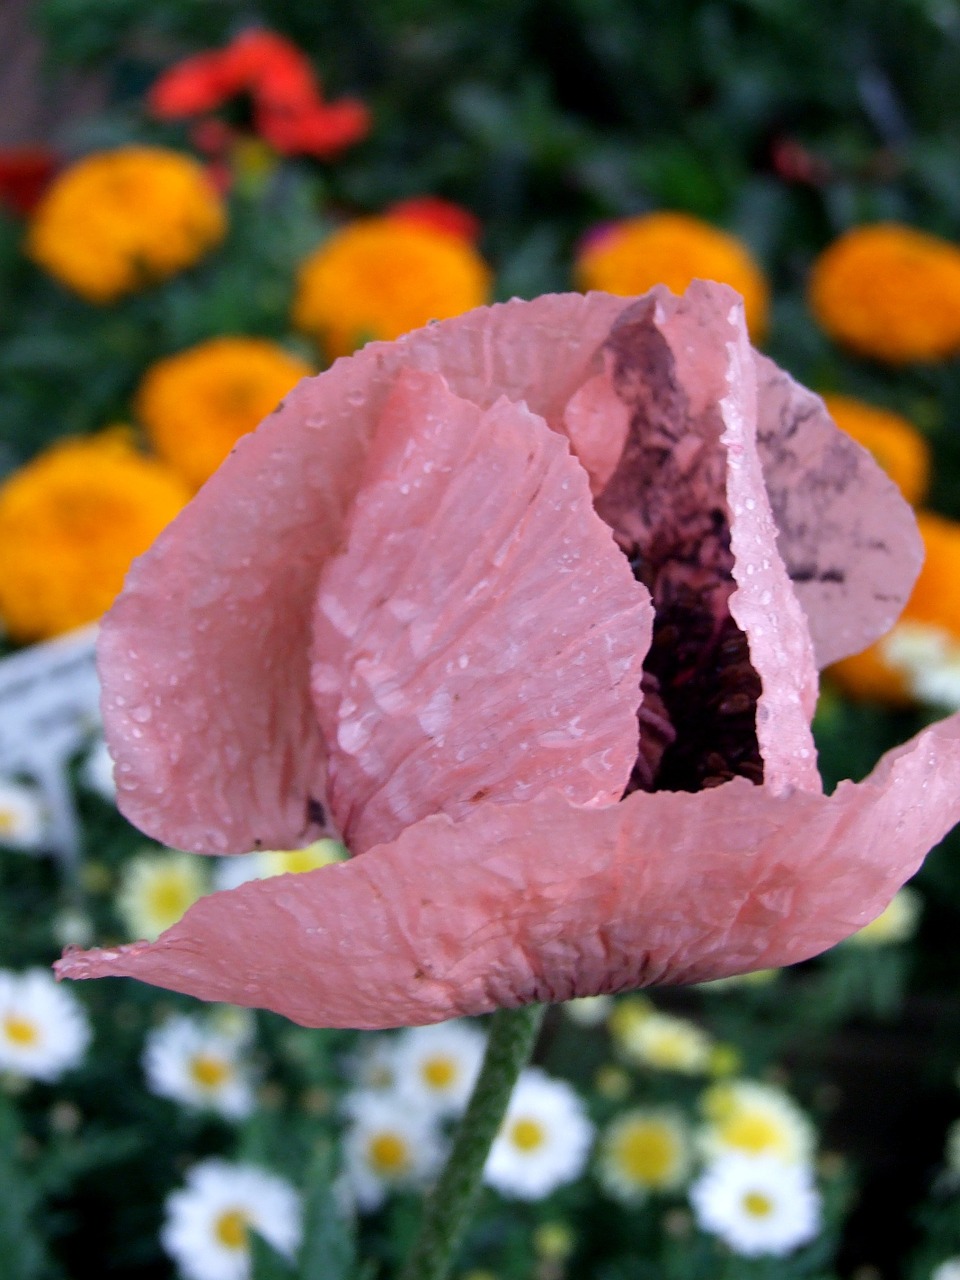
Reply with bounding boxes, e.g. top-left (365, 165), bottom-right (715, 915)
top-left (368, 1131), bottom-right (411, 1175)
top-left (421, 1055), bottom-right (458, 1091)
top-left (720, 1113), bottom-right (785, 1155)
top-left (742, 1191), bottom-right (774, 1218)
top-left (616, 1124), bottom-right (677, 1185)
top-left (0, 810), bottom-right (19, 835)
top-left (647, 1031), bottom-right (692, 1068)
top-left (189, 1053), bottom-right (231, 1089)
top-left (3, 1014), bottom-right (39, 1046)
top-left (509, 1117), bottom-right (546, 1152)
top-left (214, 1209), bottom-right (249, 1251)
top-left (146, 873), bottom-right (194, 923)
